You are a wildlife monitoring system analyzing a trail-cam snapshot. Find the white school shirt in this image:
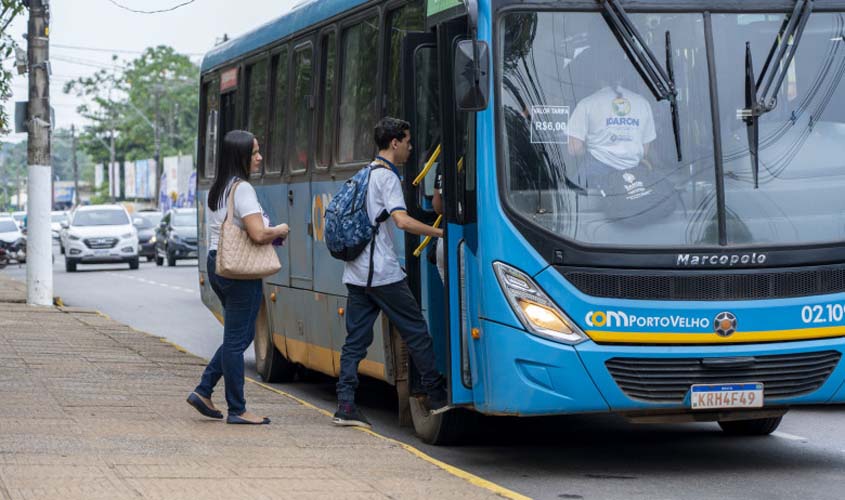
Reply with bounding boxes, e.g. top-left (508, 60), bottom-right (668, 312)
top-left (568, 86), bottom-right (657, 170)
top-left (342, 167), bottom-right (407, 287)
top-left (206, 178), bottom-right (269, 252)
